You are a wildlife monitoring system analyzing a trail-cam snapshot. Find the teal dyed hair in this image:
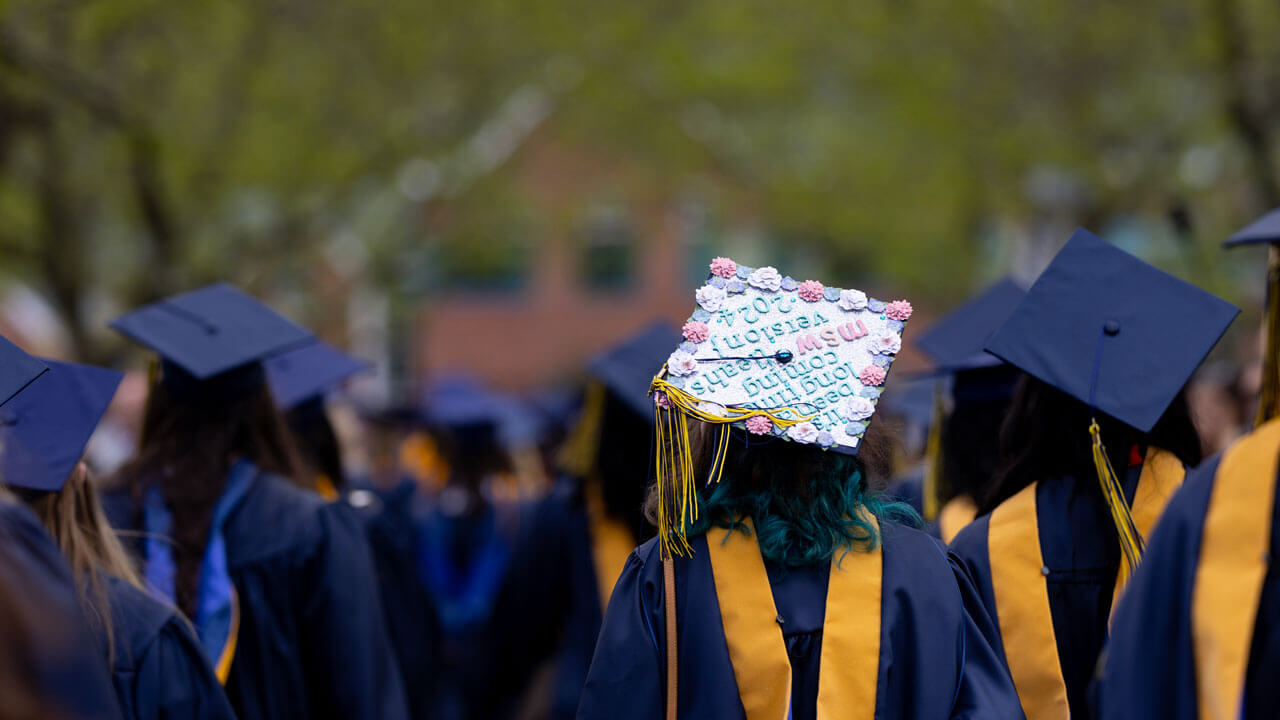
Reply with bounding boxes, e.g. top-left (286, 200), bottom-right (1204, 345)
top-left (684, 429), bottom-right (921, 566)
